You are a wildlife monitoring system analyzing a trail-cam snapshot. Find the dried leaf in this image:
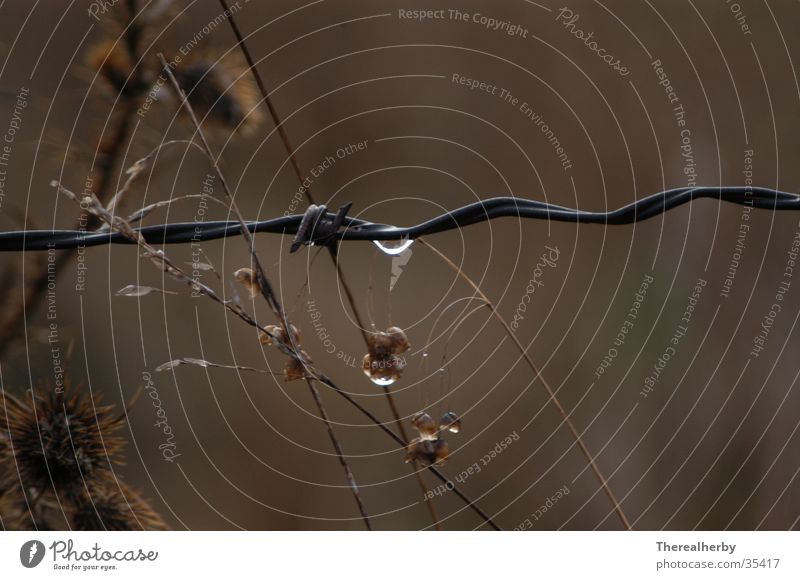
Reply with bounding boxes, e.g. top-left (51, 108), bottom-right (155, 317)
top-left (116, 284), bottom-right (178, 297)
top-left (155, 357), bottom-right (274, 373)
top-left (185, 260), bottom-right (215, 271)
